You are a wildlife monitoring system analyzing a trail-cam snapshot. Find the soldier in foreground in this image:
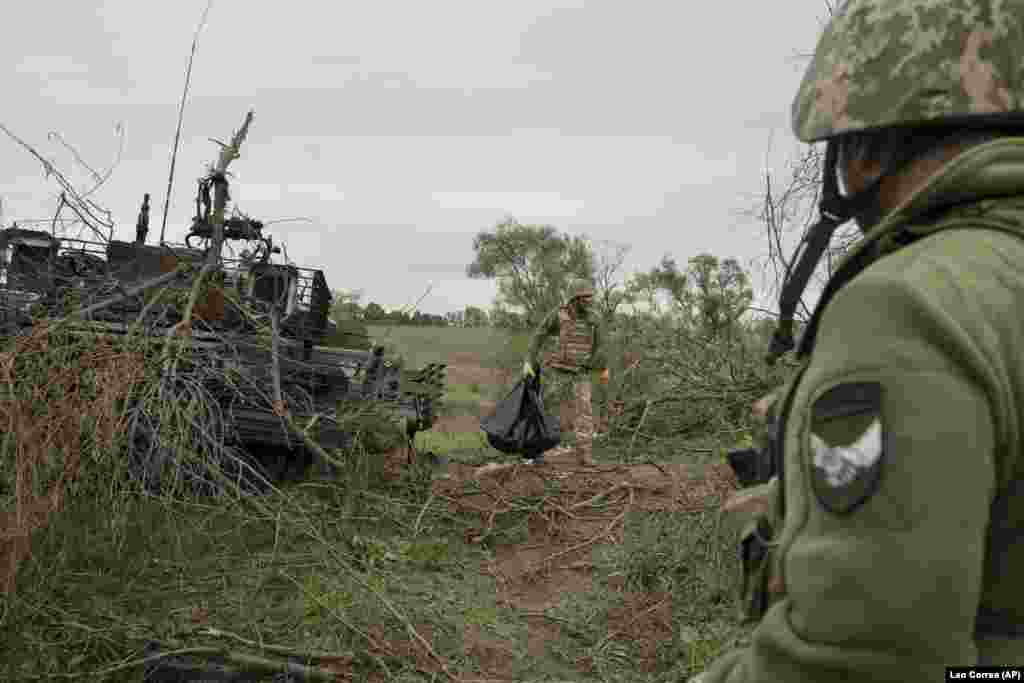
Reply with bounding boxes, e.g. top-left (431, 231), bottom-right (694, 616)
top-left (693, 1), bottom-right (1024, 680)
top-left (523, 279), bottom-right (609, 466)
